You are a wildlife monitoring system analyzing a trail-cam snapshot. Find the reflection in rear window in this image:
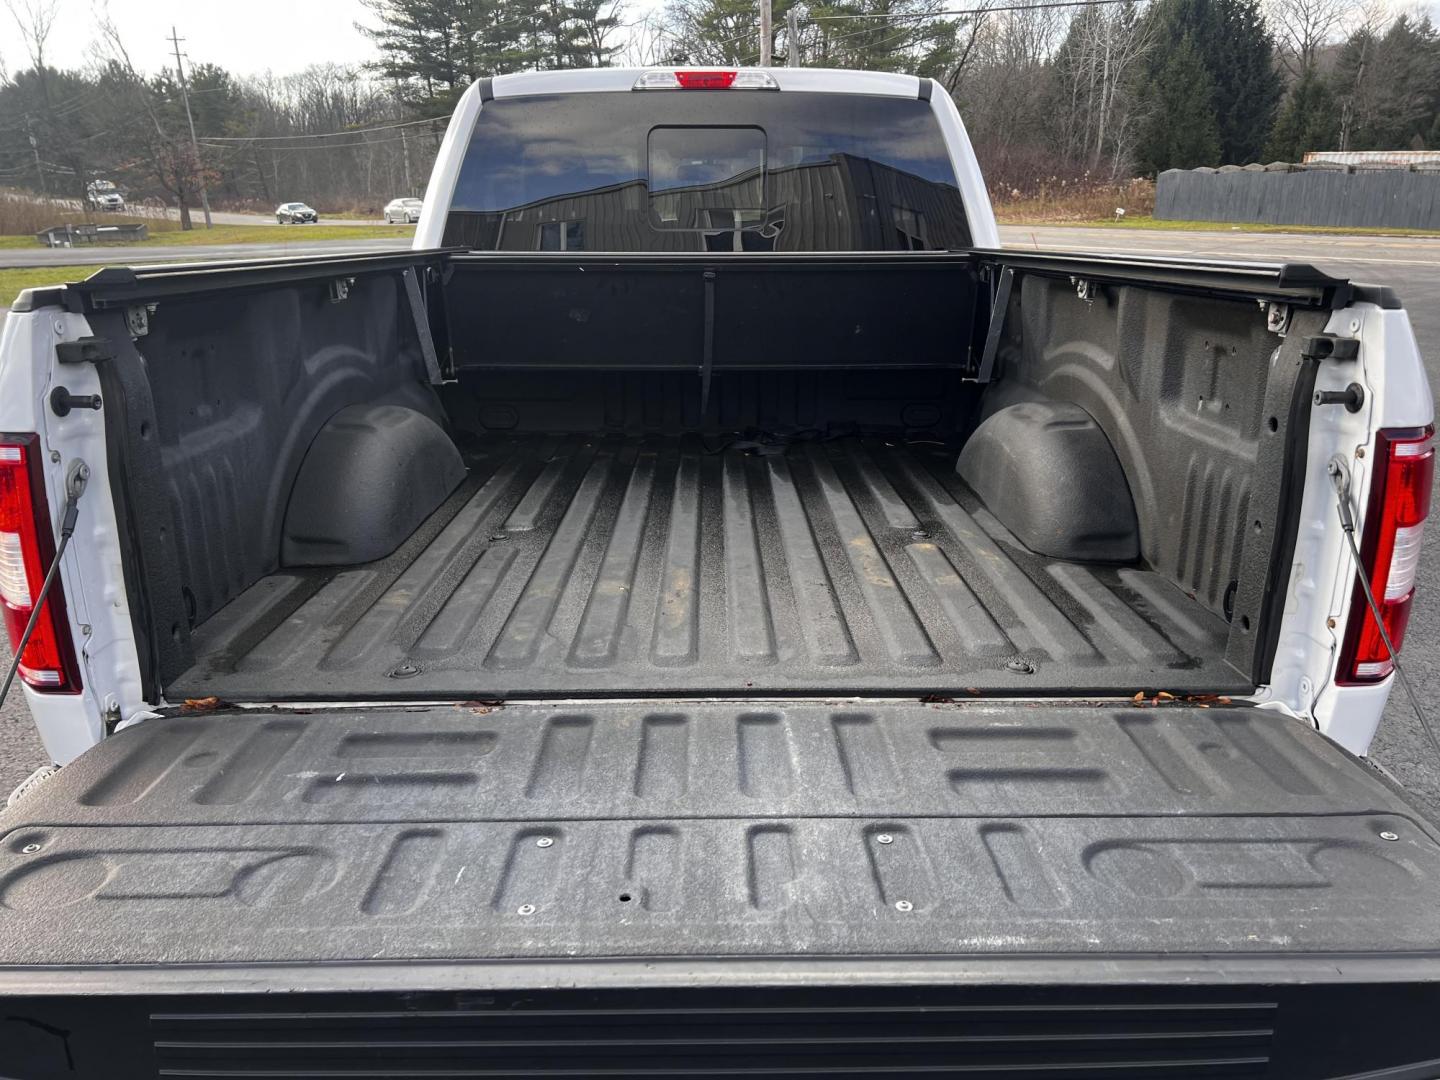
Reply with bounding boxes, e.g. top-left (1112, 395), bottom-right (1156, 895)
top-left (649, 126), bottom-right (766, 233)
top-left (444, 91), bottom-right (970, 252)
